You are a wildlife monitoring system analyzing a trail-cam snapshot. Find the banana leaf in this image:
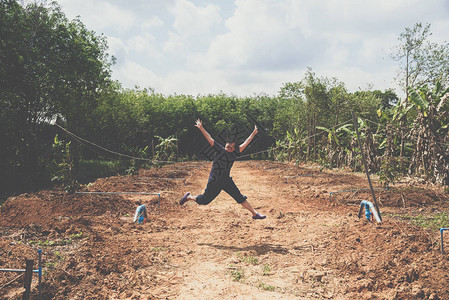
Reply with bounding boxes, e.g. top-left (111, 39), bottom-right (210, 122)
top-left (407, 86), bottom-right (429, 117)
